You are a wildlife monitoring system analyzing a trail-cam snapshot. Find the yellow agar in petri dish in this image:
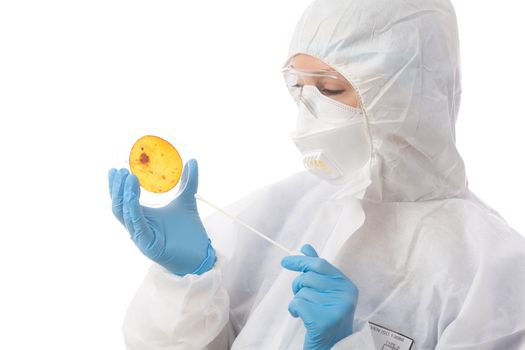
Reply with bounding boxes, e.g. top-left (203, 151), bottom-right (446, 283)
top-left (129, 135), bottom-right (183, 193)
